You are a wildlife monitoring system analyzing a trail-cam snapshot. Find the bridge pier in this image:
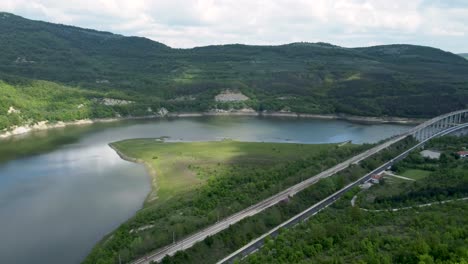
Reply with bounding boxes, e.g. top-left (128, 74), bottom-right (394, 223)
top-left (437, 121), bottom-right (443, 131)
top-left (411, 109), bottom-right (468, 142)
top-left (414, 130), bottom-right (420, 141)
top-left (416, 129), bottom-right (422, 141)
